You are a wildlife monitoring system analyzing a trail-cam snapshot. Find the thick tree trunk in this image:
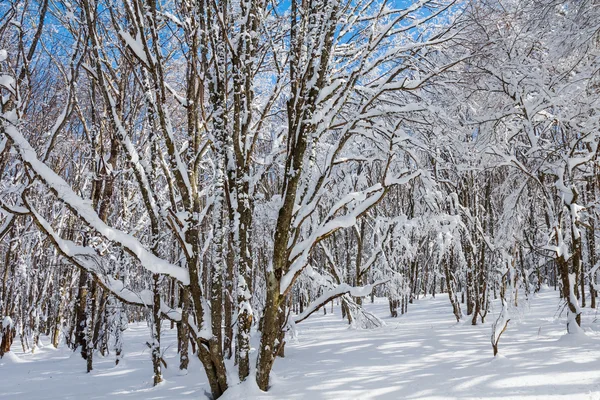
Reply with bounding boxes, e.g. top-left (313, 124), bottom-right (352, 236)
top-left (236, 276), bottom-right (253, 379)
top-left (256, 271), bottom-right (281, 391)
top-left (0, 317), bottom-right (15, 357)
top-left (389, 298), bottom-right (398, 317)
top-left (235, 181), bottom-right (254, 381)
top-left (557, 253), bottom-right (581, 332)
